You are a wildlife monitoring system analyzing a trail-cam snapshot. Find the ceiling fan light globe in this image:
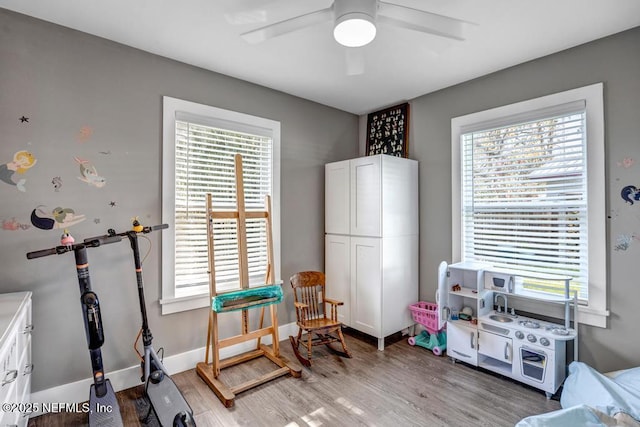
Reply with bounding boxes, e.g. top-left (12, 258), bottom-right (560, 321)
top-left (333, 13), bottom-right (376, 47)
